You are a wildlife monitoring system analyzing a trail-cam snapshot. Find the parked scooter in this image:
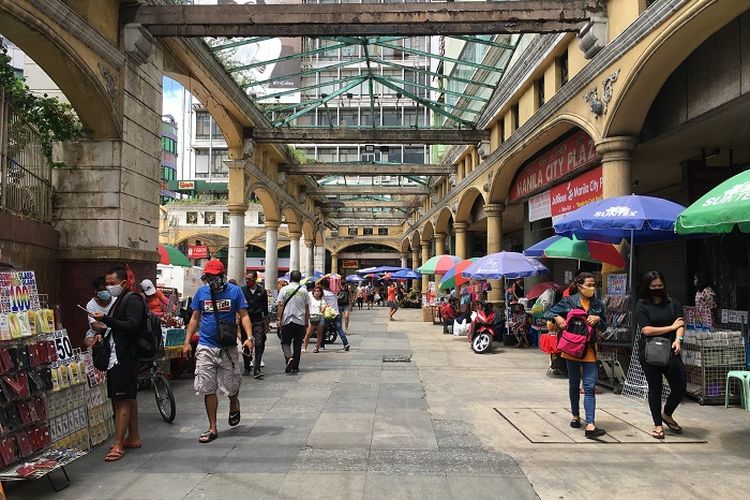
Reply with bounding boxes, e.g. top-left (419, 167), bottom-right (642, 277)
top-left (468, 302), bottom-right (497, 353)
